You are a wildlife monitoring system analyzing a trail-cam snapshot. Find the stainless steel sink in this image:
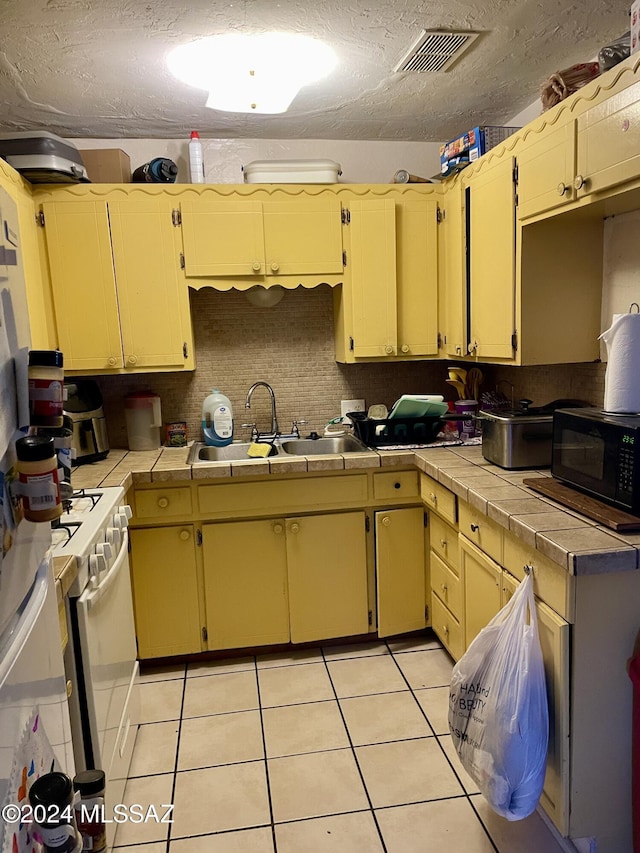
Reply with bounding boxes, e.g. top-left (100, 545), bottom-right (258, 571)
top-left (187, 441), bottom-right (277, 463)
top-left (278, 435), bottom-right (369, 456)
